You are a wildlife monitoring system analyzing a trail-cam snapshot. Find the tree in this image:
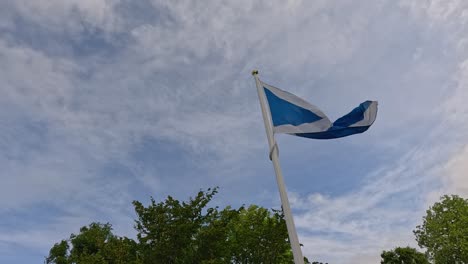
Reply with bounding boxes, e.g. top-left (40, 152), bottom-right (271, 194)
top-left (414, 195), bottom-right (468, 263)
top-left (132, 187), bottom-right (235, 263)
top-left (46, 223), bottom-right (140, 264)
top-left (47, 240), bottom-right (69, 264)
top-left (133, 187), bottom-right (308, 263)
top-left (228, 206), bottom-right (292, 263)
top-left (48, 188), bottom-right (309, 263)
top-left (380, 247), bottom-right (429, 264)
